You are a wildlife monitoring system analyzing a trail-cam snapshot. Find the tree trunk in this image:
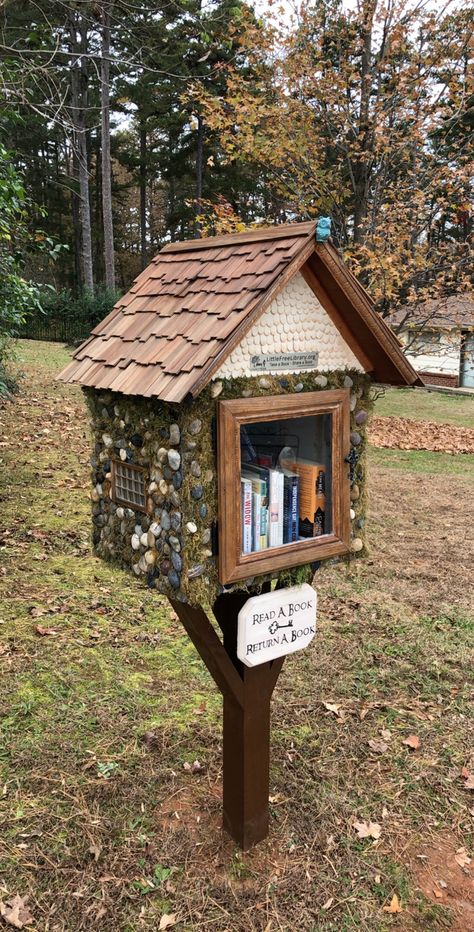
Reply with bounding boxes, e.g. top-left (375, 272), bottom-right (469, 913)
top-left (101, 5), bottom-right (115, 289)
top-left (194, 114), bottom-right (204, 238)
top-left (139, 119), bottom-right (147, 269)
top-left (68, 10), bottom-right (94, 292)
